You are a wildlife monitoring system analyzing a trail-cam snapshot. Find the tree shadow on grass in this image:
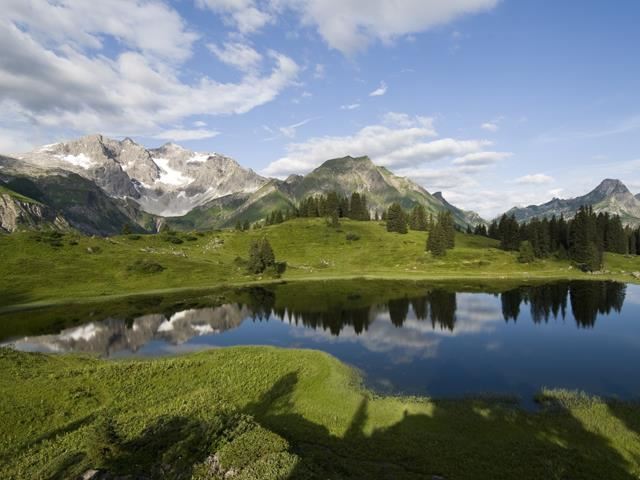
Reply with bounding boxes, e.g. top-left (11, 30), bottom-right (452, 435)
top-left (243, 373), bottom-right (638, 480)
